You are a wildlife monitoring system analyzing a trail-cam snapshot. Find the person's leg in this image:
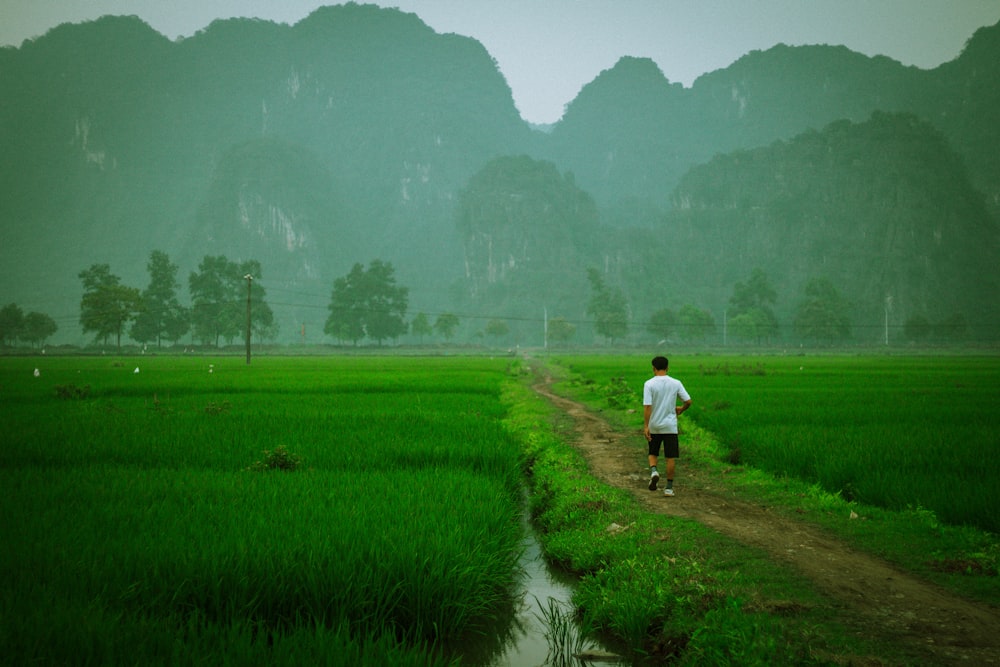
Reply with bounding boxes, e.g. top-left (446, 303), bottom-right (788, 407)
top-left (647, 437), bottom-right (661, 490)
top-left (663, 435), bottom-right (679, 495)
